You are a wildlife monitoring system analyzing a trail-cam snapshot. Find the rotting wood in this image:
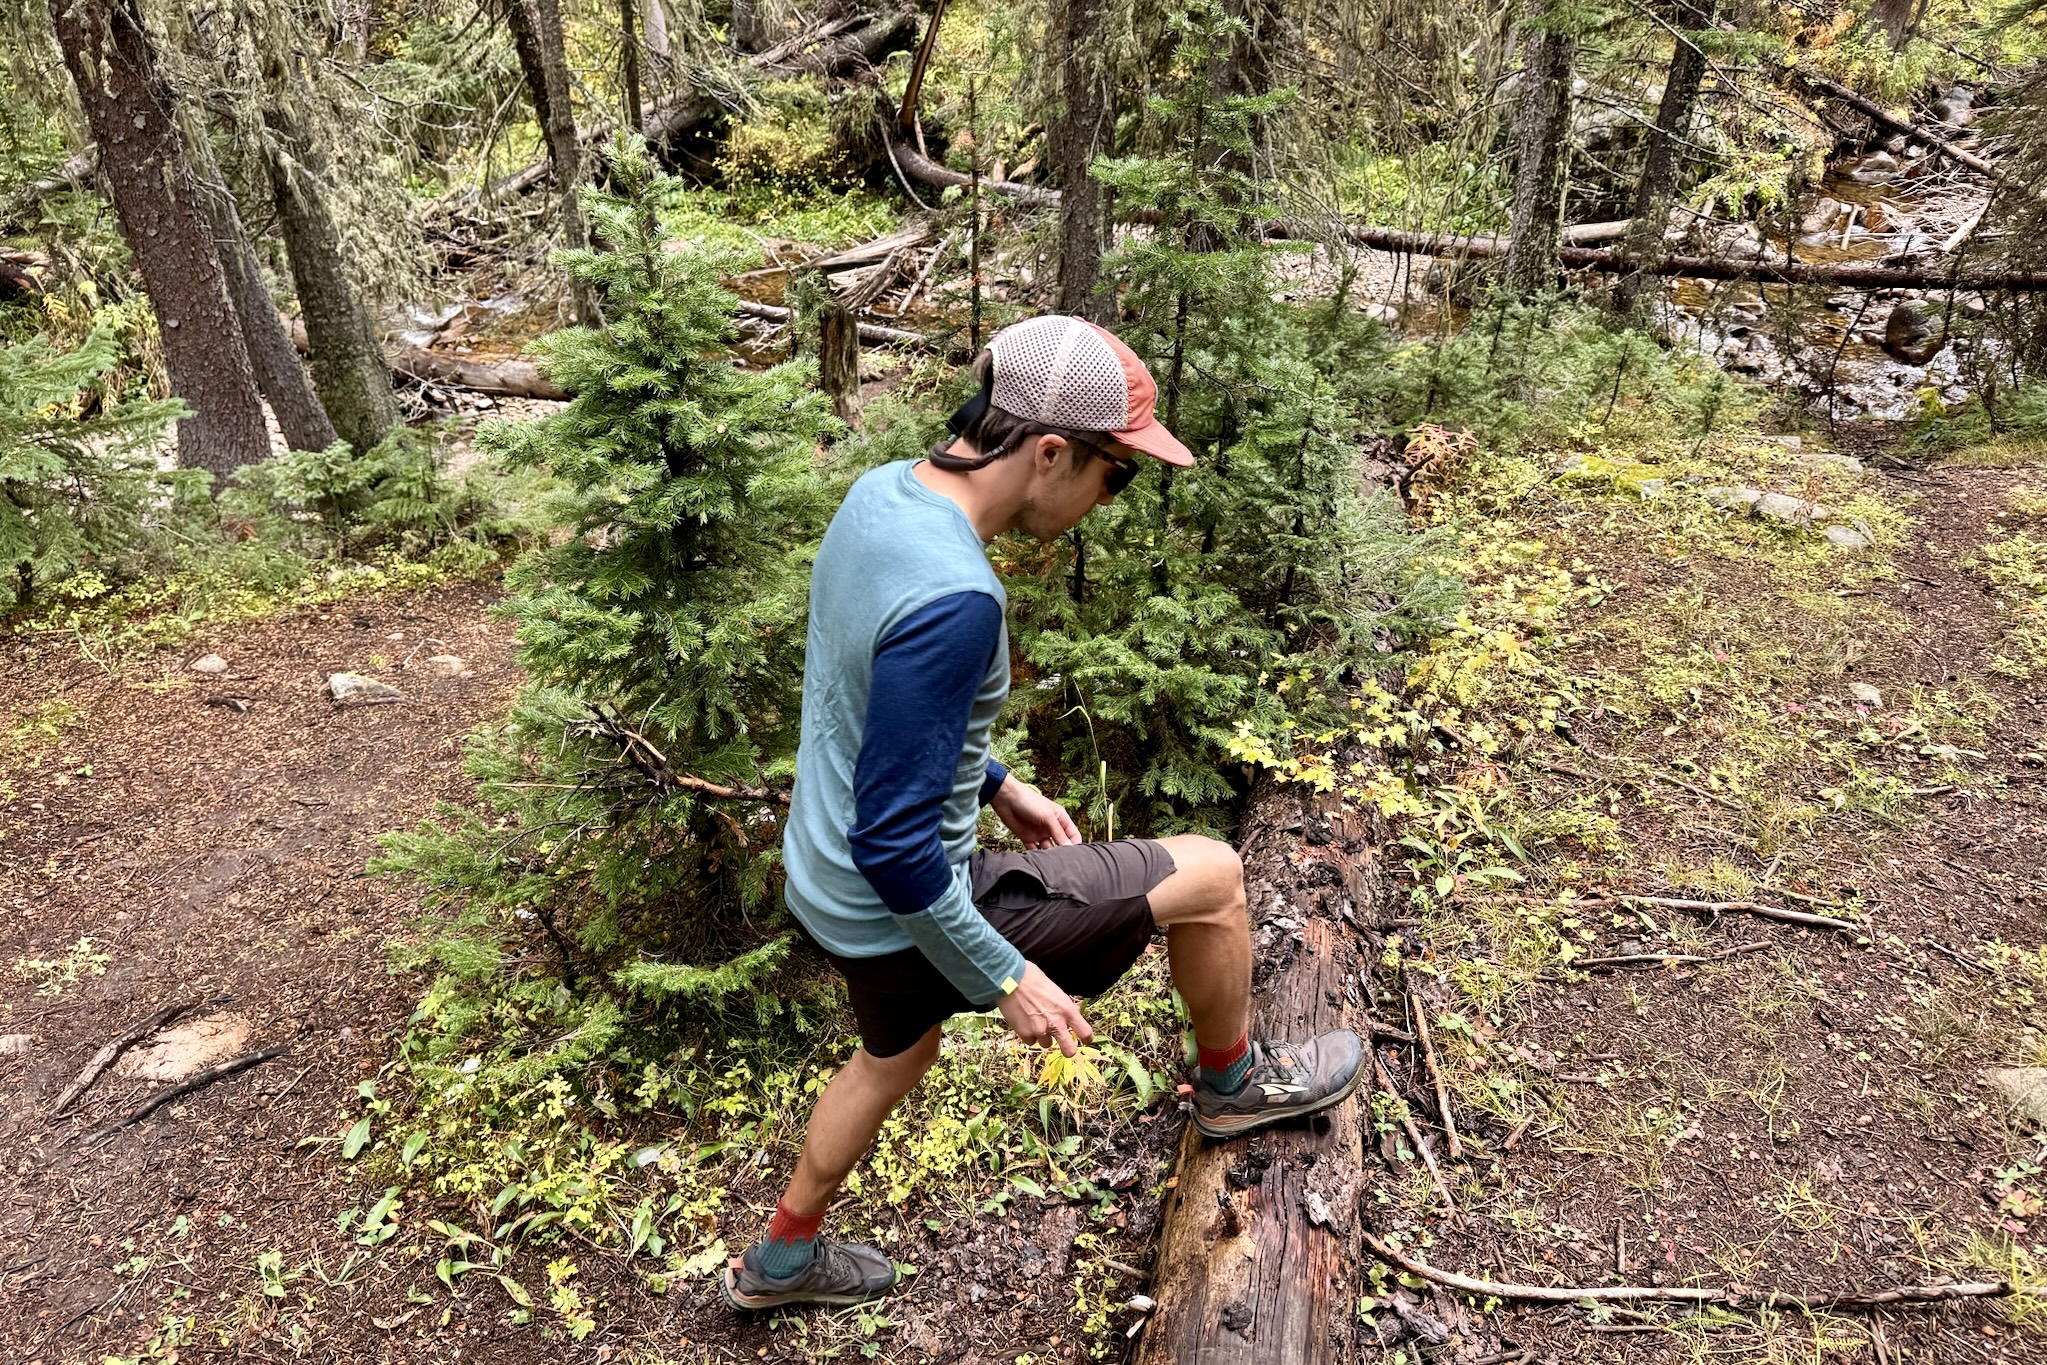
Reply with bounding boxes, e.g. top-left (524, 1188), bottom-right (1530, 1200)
top-left (49, 1000), bottom-right (196, 1118)
top-left (1135, 779), bottom-right (1383, 1365)
top-left (287, 318), bottom-right (568, 400)
top-left (1361, 1231), bottom-right (2014, 1313)
top-left (78, 1045), bottom-right (290, 1146)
